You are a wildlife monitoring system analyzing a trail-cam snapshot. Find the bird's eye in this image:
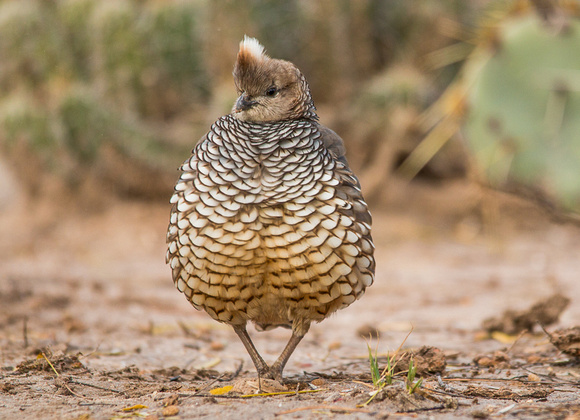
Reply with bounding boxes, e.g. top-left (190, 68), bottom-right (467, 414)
top-left (265, 86), bottom-right (278, 97)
